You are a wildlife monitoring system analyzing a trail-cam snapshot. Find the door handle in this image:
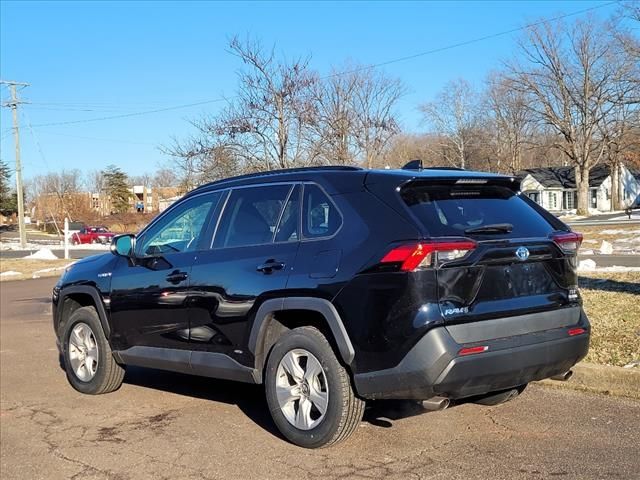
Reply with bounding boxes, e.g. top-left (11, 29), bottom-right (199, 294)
top-left (256, 260), bottom-right (285, 274)
top-left (166, 271), bottom-right (188, 284)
